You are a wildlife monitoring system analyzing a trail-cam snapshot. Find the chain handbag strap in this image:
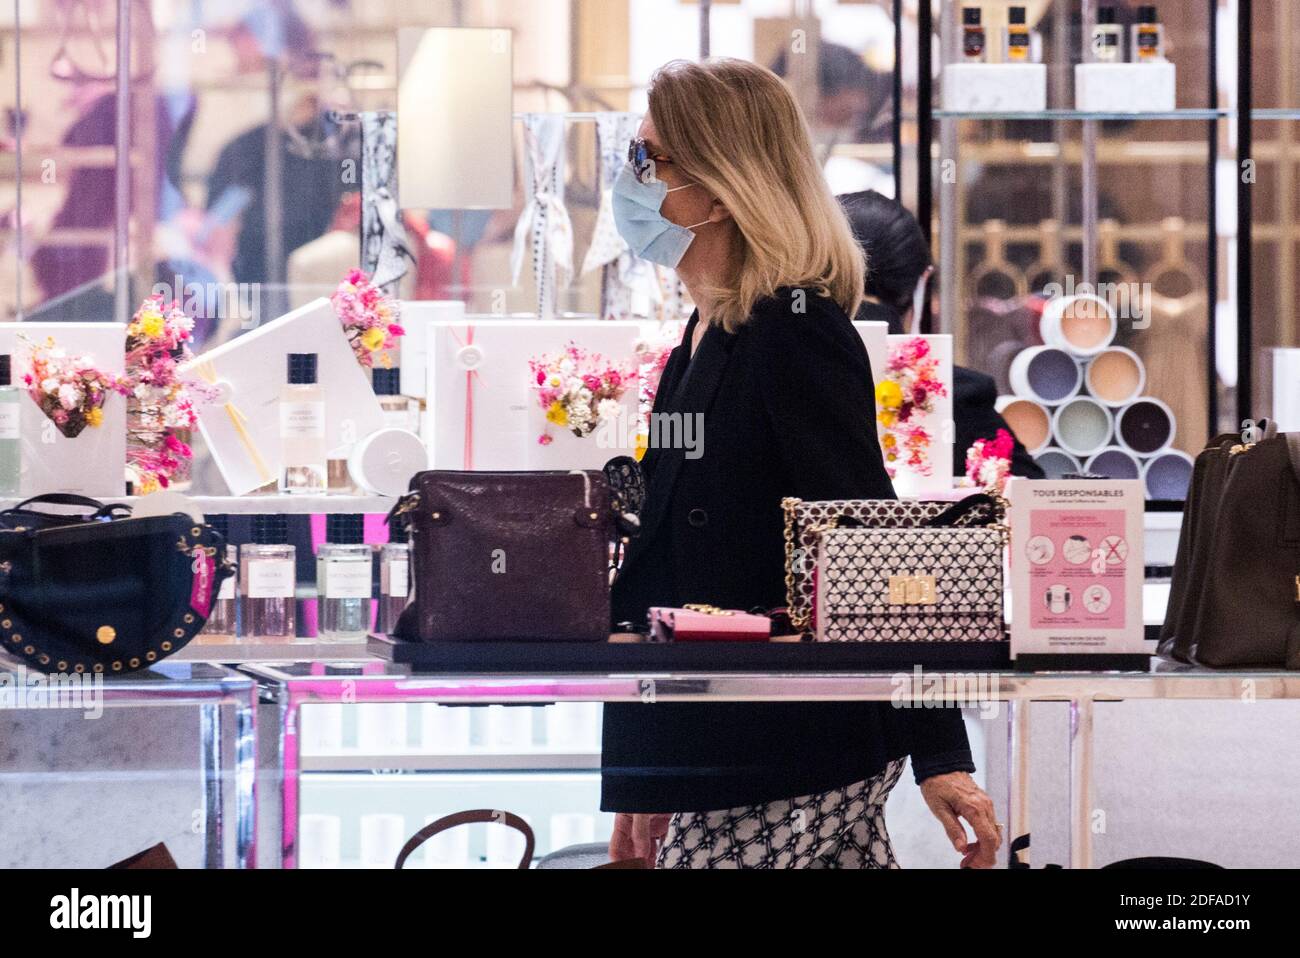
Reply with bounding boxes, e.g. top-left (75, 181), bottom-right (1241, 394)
top-left (782, 497), bottom-right (804, 630)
